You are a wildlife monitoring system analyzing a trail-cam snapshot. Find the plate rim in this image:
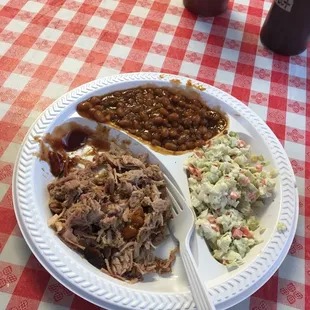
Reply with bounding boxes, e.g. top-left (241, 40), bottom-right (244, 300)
top-left (13, 72), bottom-right (298, 310)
